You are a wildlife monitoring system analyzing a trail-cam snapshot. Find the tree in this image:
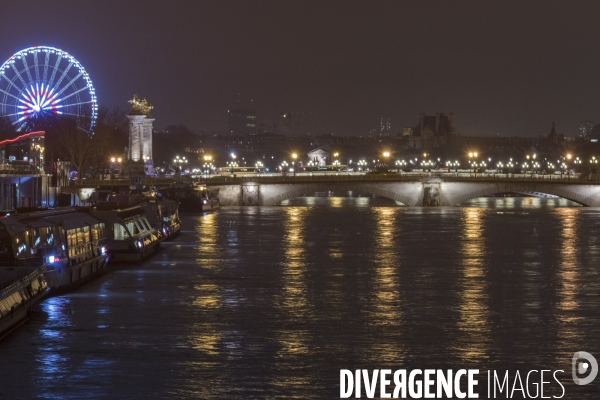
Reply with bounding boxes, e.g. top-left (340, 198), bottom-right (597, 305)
top-left (52, 117), bottom-right (97, 178)
top-left (87, 107), bottom-right (129, 178)
top-left (153, 123), bottom-right (198, 166)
